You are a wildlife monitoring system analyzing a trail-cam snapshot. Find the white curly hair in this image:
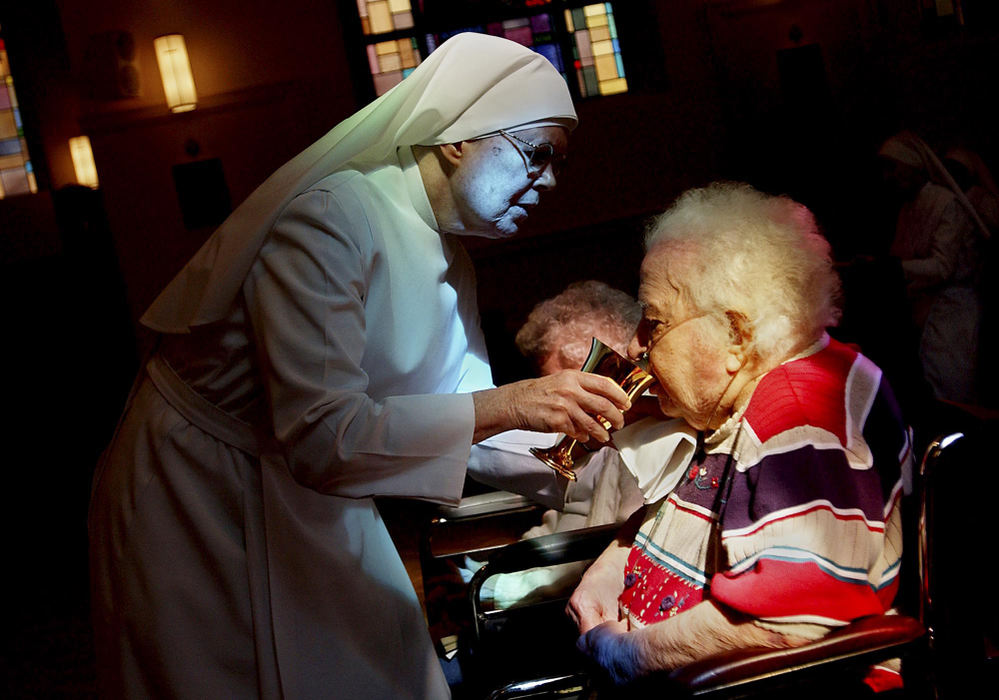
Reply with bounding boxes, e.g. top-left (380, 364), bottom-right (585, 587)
top-left (644, 182), bottom-right (842, 363)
